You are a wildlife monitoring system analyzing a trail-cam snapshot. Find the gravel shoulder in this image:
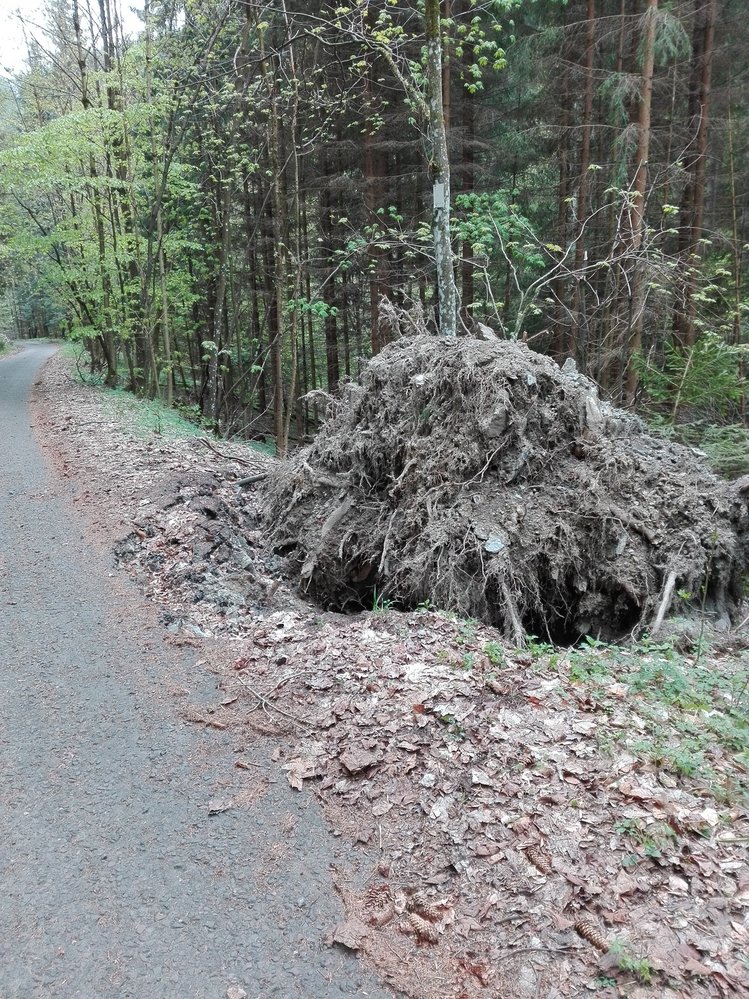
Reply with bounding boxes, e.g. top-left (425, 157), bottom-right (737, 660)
top-left (0, 344), bottom-right (392, 999)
